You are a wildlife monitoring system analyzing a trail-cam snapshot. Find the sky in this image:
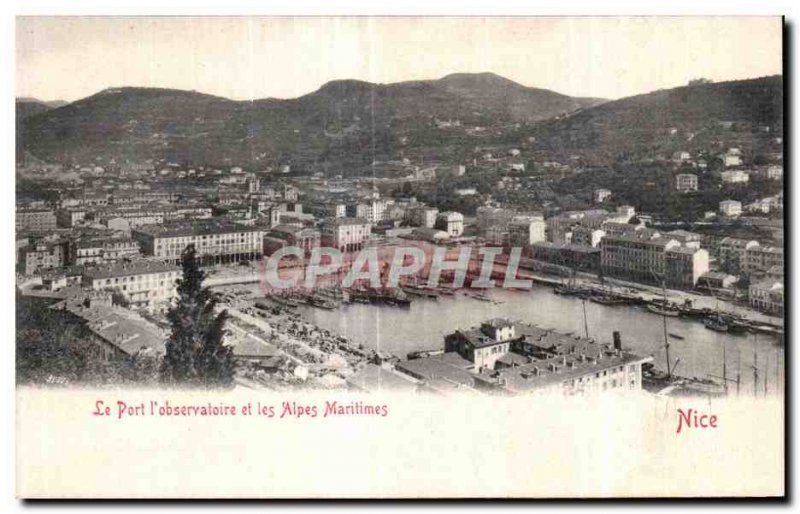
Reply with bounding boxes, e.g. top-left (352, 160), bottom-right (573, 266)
top-left (16, 16), bottom-right (783, 103)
